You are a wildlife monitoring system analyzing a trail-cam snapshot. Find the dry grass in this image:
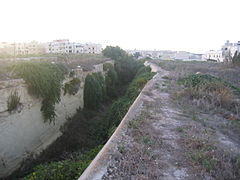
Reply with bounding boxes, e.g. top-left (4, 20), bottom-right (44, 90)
top-left (178, 81), bottom-right (240, 115)
top-left (156, 60), bottom-right (240, 179)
